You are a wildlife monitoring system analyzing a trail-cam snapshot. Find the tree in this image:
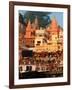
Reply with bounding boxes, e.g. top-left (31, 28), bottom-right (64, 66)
top-left (19, 11), bottom-right (51, 28)
top-left (19, 13), bottom-right (24, 24)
